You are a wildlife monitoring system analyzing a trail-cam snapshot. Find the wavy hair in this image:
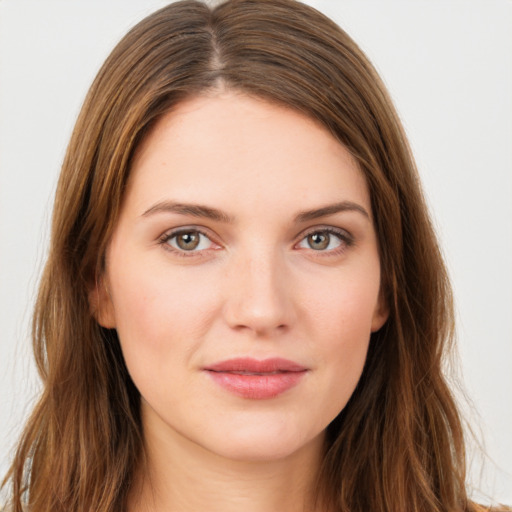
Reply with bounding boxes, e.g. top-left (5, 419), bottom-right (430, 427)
top-left (2, 1), bottom-right (503, 510)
